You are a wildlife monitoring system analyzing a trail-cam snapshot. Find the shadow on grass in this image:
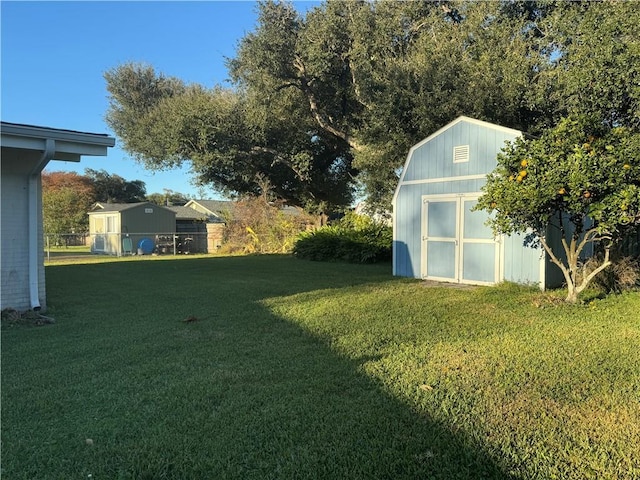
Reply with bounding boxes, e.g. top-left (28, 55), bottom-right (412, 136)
top-left (2, 255), bottom-right (513, 479)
